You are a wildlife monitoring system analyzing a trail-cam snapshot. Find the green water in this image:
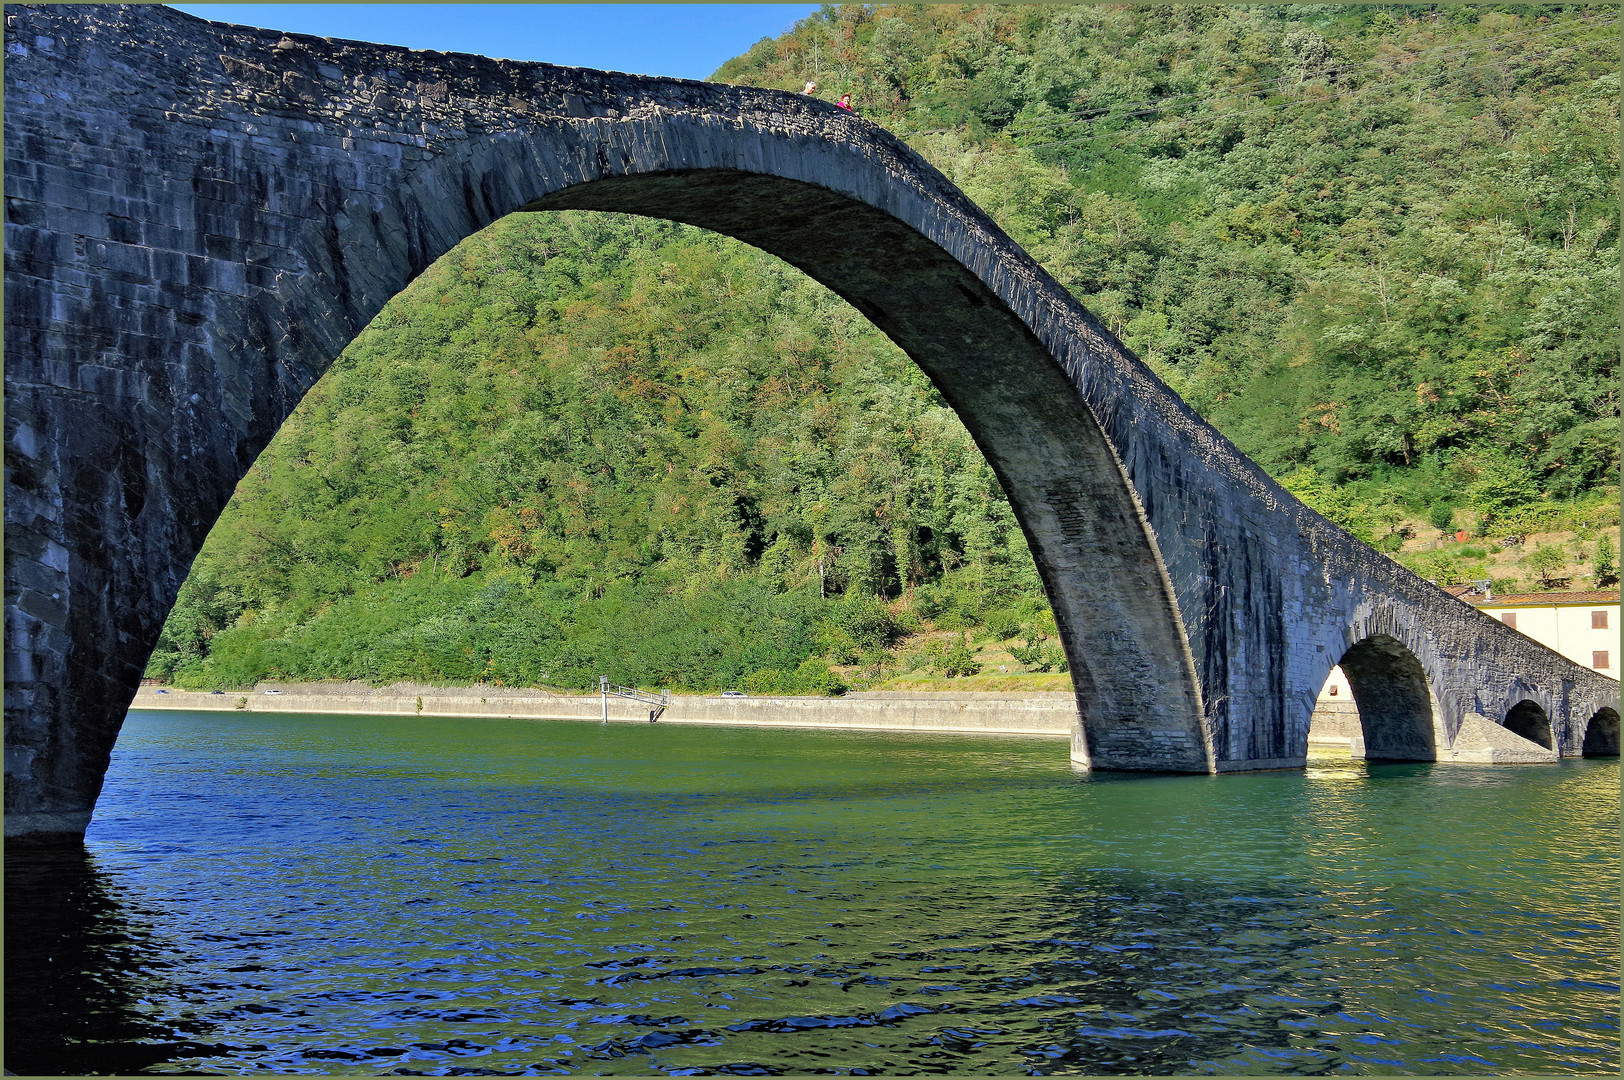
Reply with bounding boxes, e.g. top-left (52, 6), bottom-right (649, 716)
top-left (5, 710), bottom-right (1617, 1075)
